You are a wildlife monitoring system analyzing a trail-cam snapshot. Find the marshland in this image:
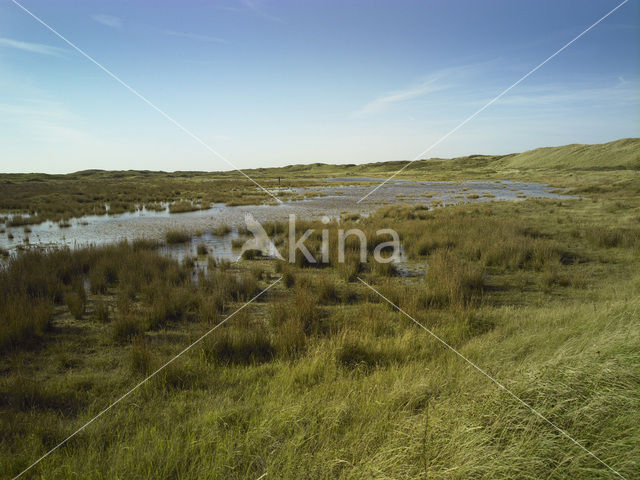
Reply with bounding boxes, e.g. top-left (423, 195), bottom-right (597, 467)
top-left (1, 139), bottom-right (639, 478)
